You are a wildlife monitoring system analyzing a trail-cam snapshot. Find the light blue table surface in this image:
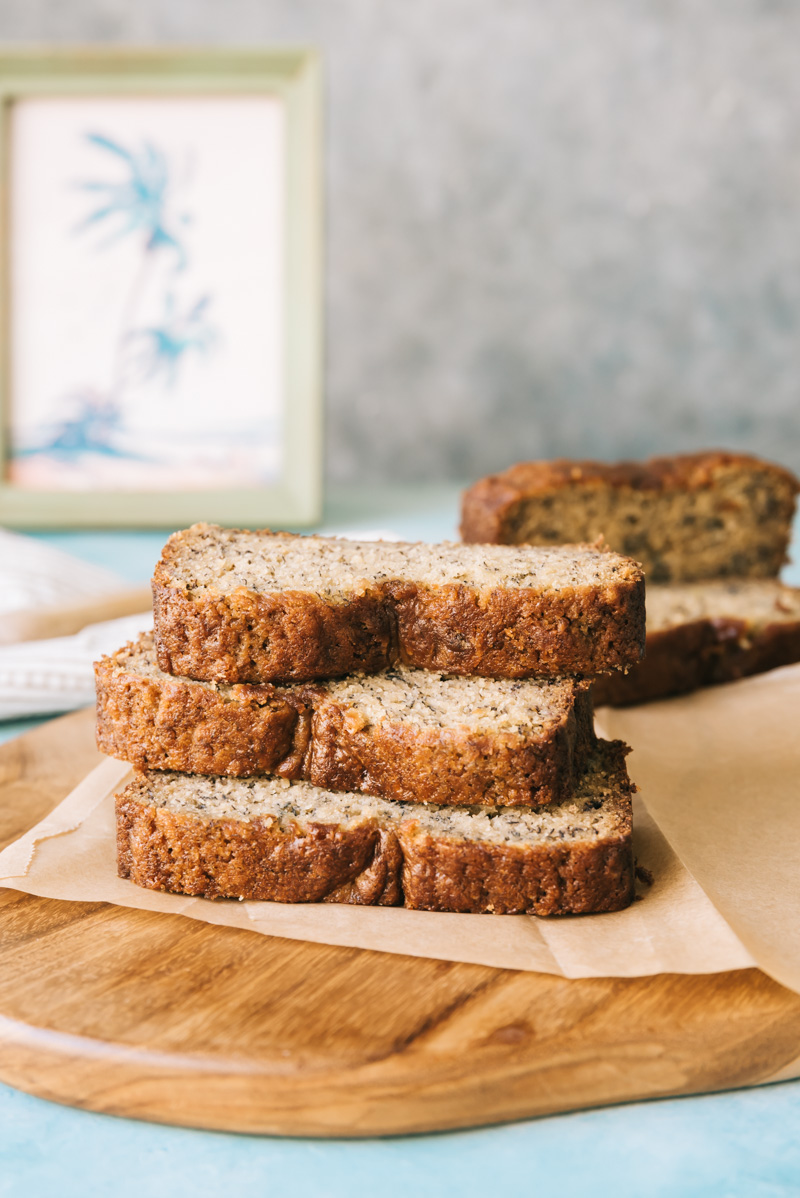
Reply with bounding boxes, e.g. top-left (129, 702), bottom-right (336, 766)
top-left (2, 485), bottom-right (800, 1198)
